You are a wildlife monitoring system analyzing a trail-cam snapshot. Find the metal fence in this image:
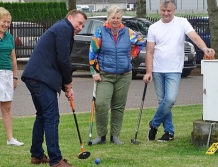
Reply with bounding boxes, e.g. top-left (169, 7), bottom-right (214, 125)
top-left (9, 21), bottom-right (53, 59)
top-left (12, 16), bottom-right (210, 64)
